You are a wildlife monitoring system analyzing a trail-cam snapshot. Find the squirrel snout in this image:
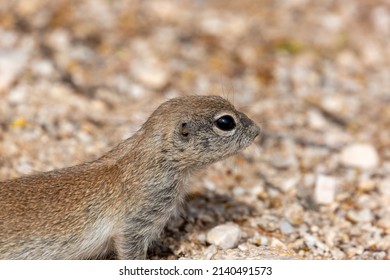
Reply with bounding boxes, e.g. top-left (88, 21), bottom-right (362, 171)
top-left (238, 112), bottom-right (261, 137)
